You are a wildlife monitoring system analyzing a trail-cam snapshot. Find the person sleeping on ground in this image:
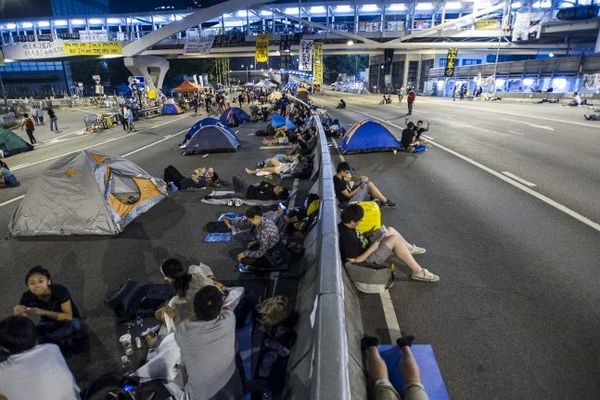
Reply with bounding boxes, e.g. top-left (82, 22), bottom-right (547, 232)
top-left (261, 126), bottom-right (293, 146)
top-left (207, 176), bottom-right (289, 201)
top-left (246, 154), bottom-right (312, 178)
top-left (163, 165), bottom-right (220, 190)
